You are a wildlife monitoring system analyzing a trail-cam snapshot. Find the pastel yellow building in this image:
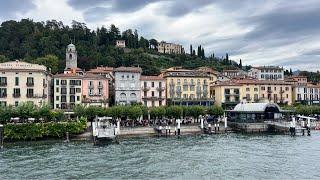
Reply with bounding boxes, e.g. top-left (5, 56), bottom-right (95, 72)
top-left (211, 79), bottom-right (293, 108)
top-left (0, 60), bottom-right (52, 107)
top-left (161, 67), bottom-right (215, 106)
